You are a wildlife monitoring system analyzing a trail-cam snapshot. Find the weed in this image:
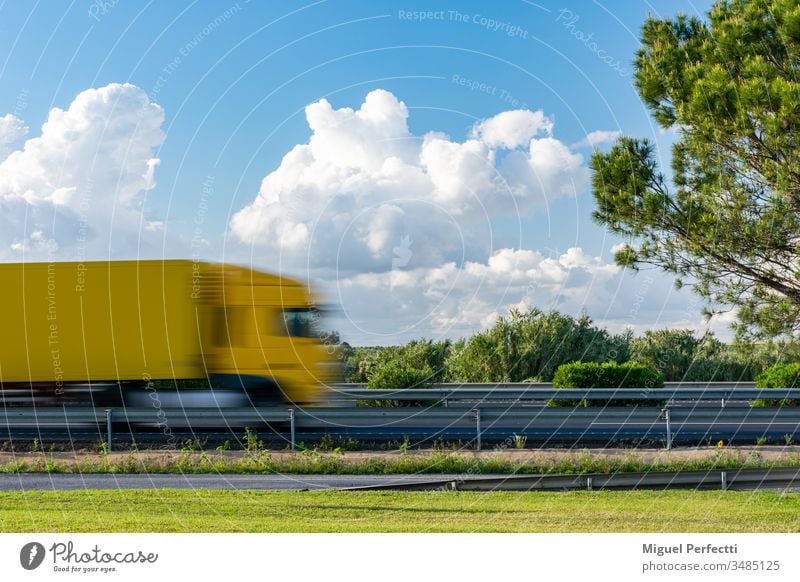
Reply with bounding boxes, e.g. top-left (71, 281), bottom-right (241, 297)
top-left (180, 438), bottom-right (207, 452)
top-left (243, 427), bottom-right (263, 453)
top-left (398, 436), bottom-right (411, 454)
top-left (513, 435), bottom-right (527, 449)
top-left (784, 434), bottom-right (794, 446)
top-left (341, 437), bottom-right (360, 451)
top-left (318, 433), bottom-right (335, 451)
top-left (44, 455), bottom-right (61, 473)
